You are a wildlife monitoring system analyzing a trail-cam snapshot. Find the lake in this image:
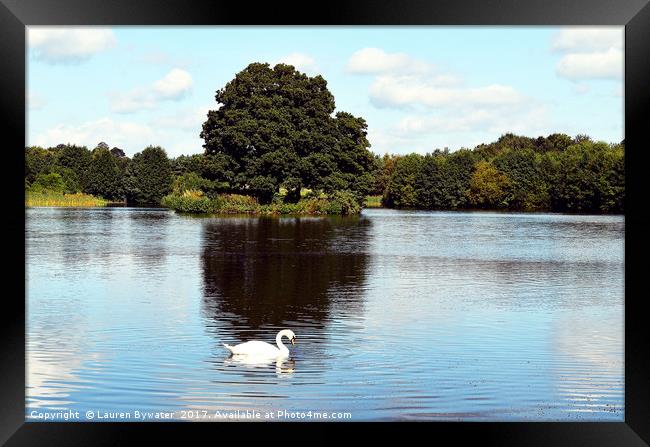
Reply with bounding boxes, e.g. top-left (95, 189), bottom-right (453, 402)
top-left (25, 207), bottom-right (624, 421)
